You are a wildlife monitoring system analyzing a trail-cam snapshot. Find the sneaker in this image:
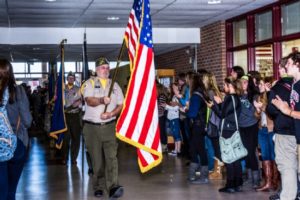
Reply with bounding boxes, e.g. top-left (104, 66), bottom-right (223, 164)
top-left (168, 150), bottom-right (177, 156)
top-left (191, 178), bottom-right (209, 184)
